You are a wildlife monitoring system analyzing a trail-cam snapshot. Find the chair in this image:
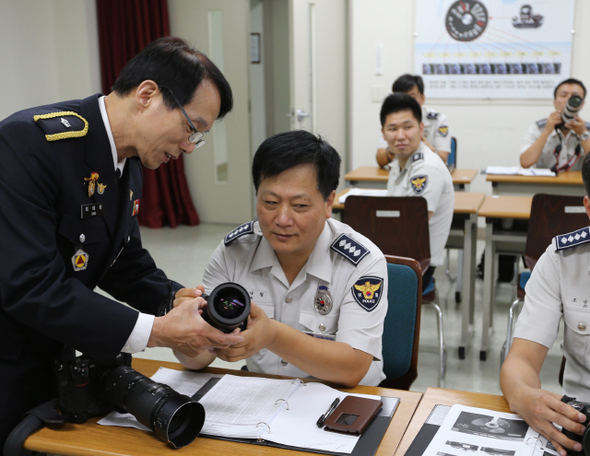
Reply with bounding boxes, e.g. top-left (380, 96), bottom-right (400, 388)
top-left (343, 195), bottom-right (447, 387)
top-left (500, 193), bottom-right (588, 364)
top-left (447, 136), bottom-right (457, 172)
top-left (379, 255), bottom-right (422, 390)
